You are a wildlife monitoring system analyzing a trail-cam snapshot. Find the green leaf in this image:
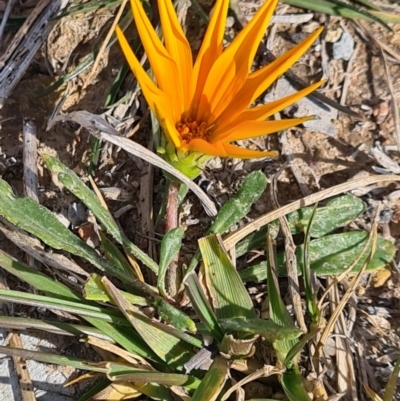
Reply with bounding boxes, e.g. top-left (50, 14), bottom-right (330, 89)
top-left (56, 0), bottom-right (122, 18)
top-left (43, 155), bottom-right (159, 273)
top-left (370, 10), bottom-right (400, 24)
top-left (200, 235), bottom-right (256, 322)
top-left (302, 204), bottom-right (320, 322)
top-left (151, 297), bottom-right (197, 333)
top-left (0, 177), bottom-right (117, 277)
top-left (0, 316), bottom-right (113, 342)
top-left (0, 345), bottom-right (109, 372)
top-left (219, 317), bottom-right (302, 343)
top-left (210, 171), bottom-right (267, 234)
top-left (103, 278), bottom-right (198, 370)
top-left (191, 357), bottom-right (228, 401)
top-left (99, 231), bottom-right (137, 279)
top-left (84, 274), bottom-right (147, 306)
top-left (383, 357), bottom-right (400, 401)
top-left (281, 366), bottom-right (312, 401)
top-left (240, 232), bottom-right (395, 282)
top-left (84, 274), bottom-right (196, 334)
top-left (236, 195), bottom-right (365, 258)
top-left (284, 329), bottom-right (319, 369)
top-left (183, 272), bottom-right (225, 342)
top-left (108, 369), bottom-right (200, 389)
top-left (187, 171), bottom-right (267, 274)
top-left (158, 227), bottom-right (184, 297)
top-left (0, 250), bottom-right (158, 360)
top-left (265, 237), bottom-right (298, 360)
top-left (0, 289), bottom-right (129, 326)
top-left (281, 0), bottom-right (390, 29)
